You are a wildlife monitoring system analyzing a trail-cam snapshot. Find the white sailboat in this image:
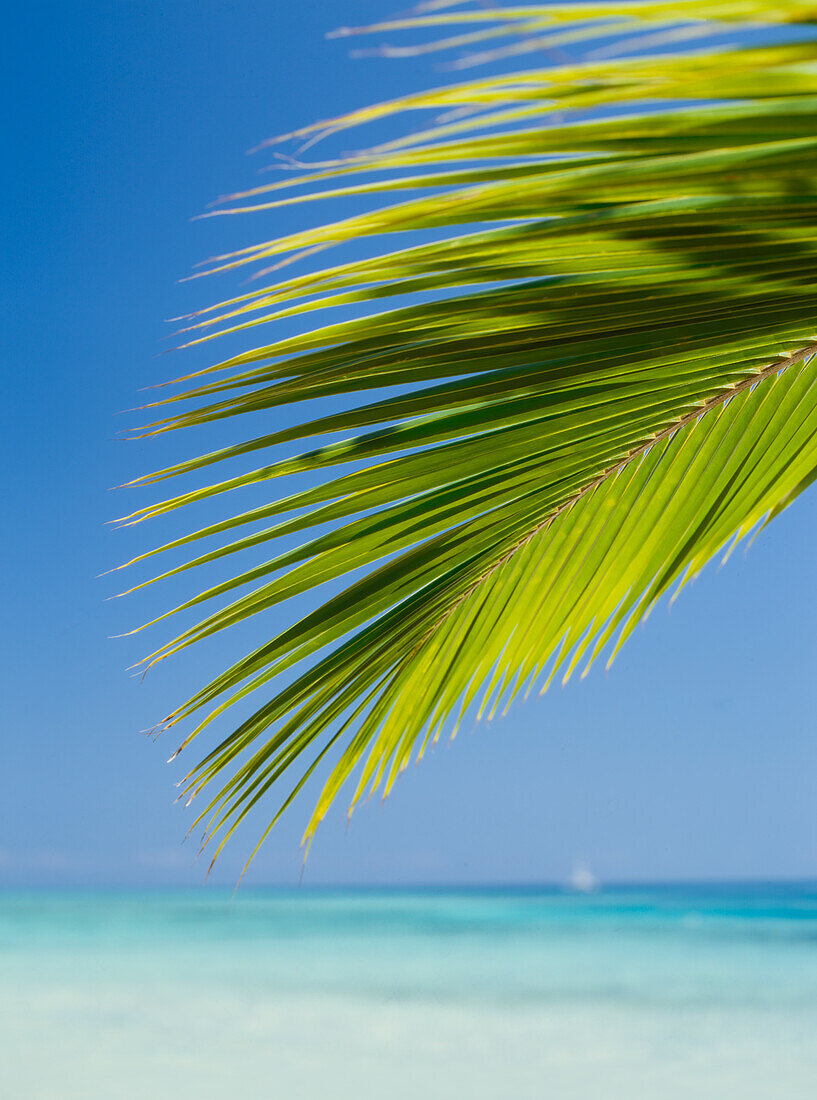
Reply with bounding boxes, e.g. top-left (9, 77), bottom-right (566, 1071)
top-left (569, 863), bottom-right (600, 893)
